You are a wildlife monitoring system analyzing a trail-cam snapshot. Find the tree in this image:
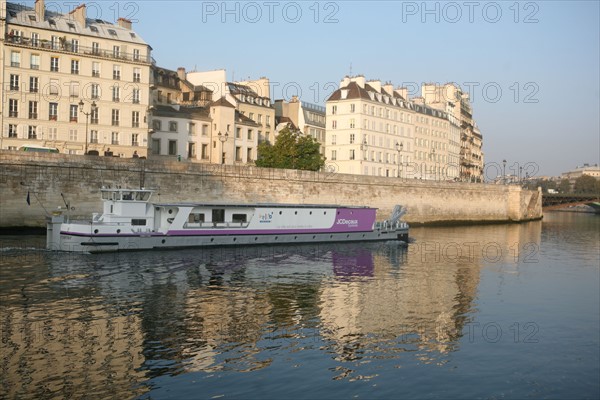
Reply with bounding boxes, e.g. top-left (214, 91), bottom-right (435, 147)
top-left (573, 175), bottom-right (600, 194)
top-left (558, 178), bottom-right (571, 193)
top-left (255, 127), bottom-right (325, 171)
